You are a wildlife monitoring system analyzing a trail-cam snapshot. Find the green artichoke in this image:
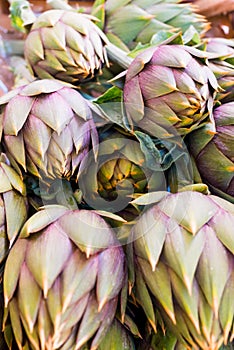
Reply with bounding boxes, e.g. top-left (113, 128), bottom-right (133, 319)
top-left (93, 0), bottom-right (209, 51)
top-left (78, 127), bottom-right (172, 214)
top-left (123, 44), bottom-right (219, 138)
top-left (131, 191), bottom-right (234, 350)
top-left (0, 153), bottom-right (28, 264)
top-left (188, 102), bottom-right (234, 203)
top-left (24, 9), bottom-right (109, 84)
top-left (3, 205), bottom-right (125, 349)
top-left (0, 79), bottom-right (98, 181)
top-left (205, 37), bottom-right (234, 103)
